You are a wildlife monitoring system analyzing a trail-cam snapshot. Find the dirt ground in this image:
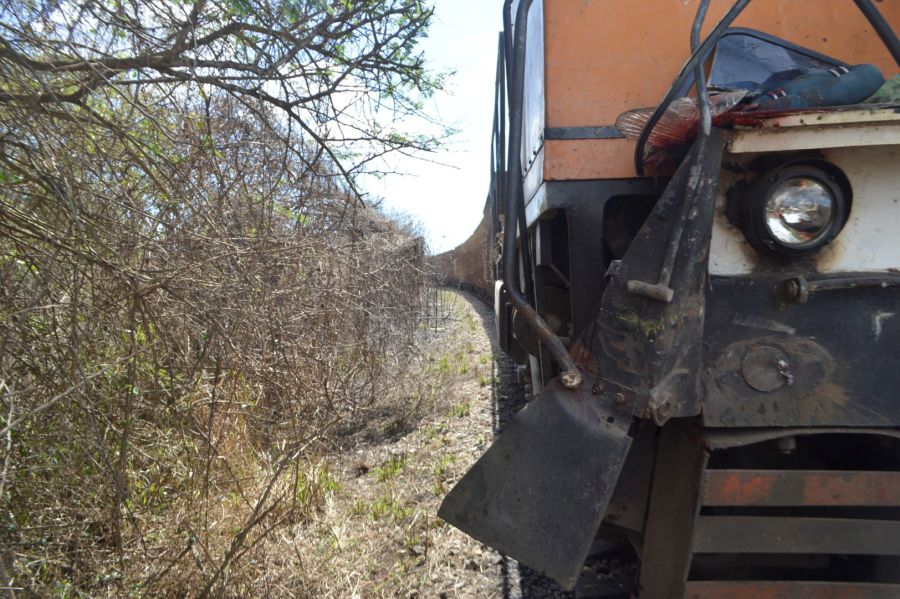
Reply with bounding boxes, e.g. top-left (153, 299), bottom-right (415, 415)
top-left (286, 289), bottom-right (573, 598)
